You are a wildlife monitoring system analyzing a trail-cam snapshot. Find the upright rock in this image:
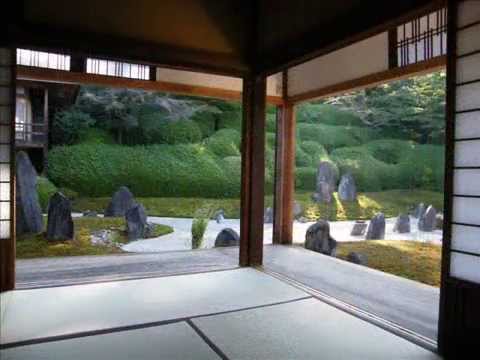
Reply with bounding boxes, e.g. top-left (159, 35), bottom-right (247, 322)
top-left (215, 228), bottom-right (240, 247)
top-left (312, 162), bottom-right (337, 203)
top-left (213, 209), bottom-right (225, 224)
top-left (414, 203), bottom-right (426, 219)
top-left (338, 173), bottom-right (357, 201)
top-left (393, 214), bottom-right (410, 233)
top-left (264, 207), bottom-right (273, 223)
top-left (126, 204), bottom-right (148, 240)
top-left (419, 205), bottom-right (437, 232)
top-left (436, 213), bottom-right (444, 230)
top-left (366, 213), bottom-right (385, 240)
top-left (46, 192), bottom-right (74, 241)
top-left (305, 220), bottom-right (337, 256)
top-left (104, 186), bottom-right (137, 217)
top-left (15, 151), bottom-right (43, 234)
